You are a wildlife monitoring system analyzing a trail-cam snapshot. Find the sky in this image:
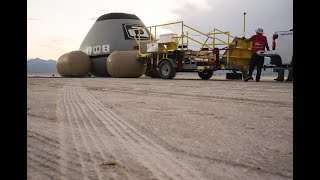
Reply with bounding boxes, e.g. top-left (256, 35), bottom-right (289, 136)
top-left (27, 0), bottom-right (293, 60)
